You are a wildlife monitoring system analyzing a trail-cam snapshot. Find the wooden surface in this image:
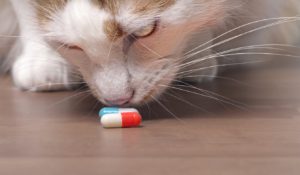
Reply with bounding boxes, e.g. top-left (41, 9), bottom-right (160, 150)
top-left (0, 62), bottom-right (300, 175)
